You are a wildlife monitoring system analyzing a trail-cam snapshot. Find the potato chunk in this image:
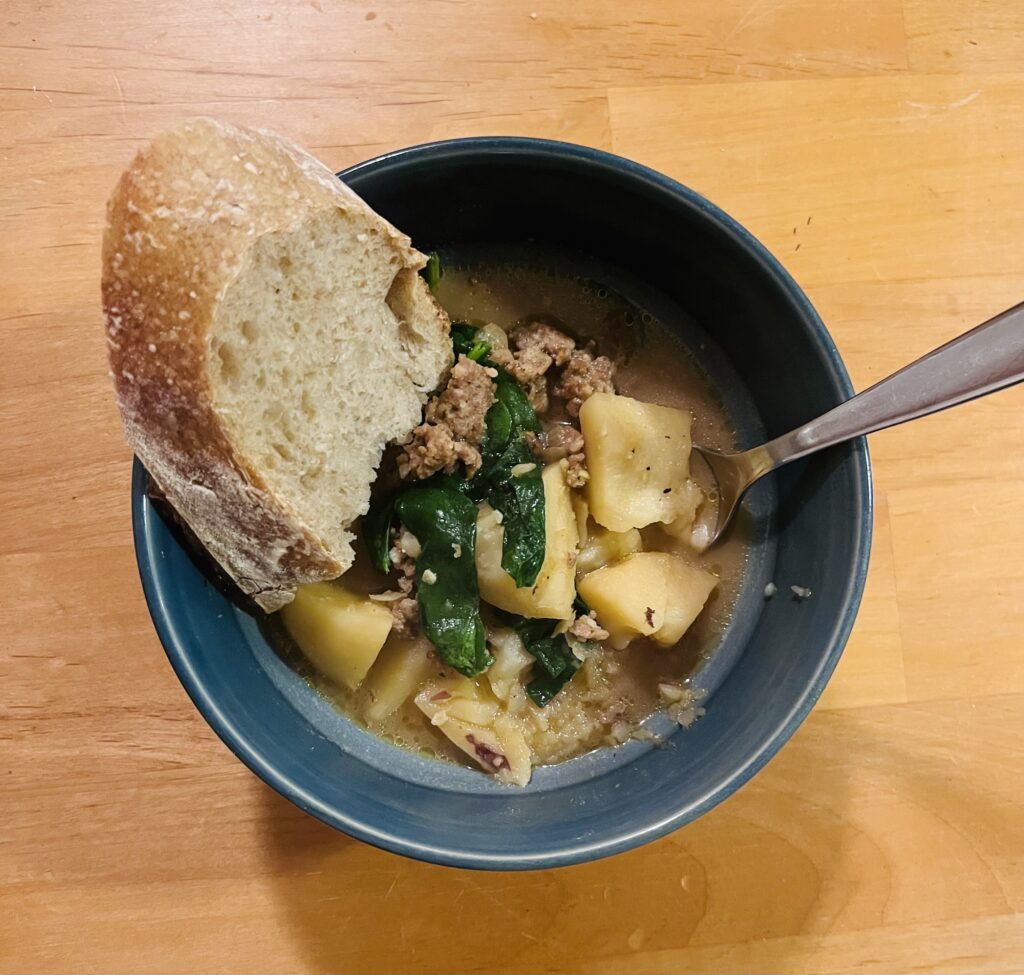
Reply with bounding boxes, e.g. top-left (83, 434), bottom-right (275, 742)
top-left (656, 558), bottom-right (719, 646)
top-left (362, 637), bottom-right (434, 723)
top-left (486, 628), bottom-right (535, 703)
top-left (476, 462), bottom-right (579, 619)
top-left (659, 478), bottom-right (705, 544)
top-left (281, 582), bottom-right (393, 690)
top-left (415, 678), bottom-right (532, 785)
top-left (579, 392), bottom-right (697, 532)
top-left (571, 493), bottom-right (590, 546)
top-left (577, 552), bottom-right (717, 648)
top-left (493, 715), bottom-right (532, 786)
top-left (576, 522), bottom-right (643, 576)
